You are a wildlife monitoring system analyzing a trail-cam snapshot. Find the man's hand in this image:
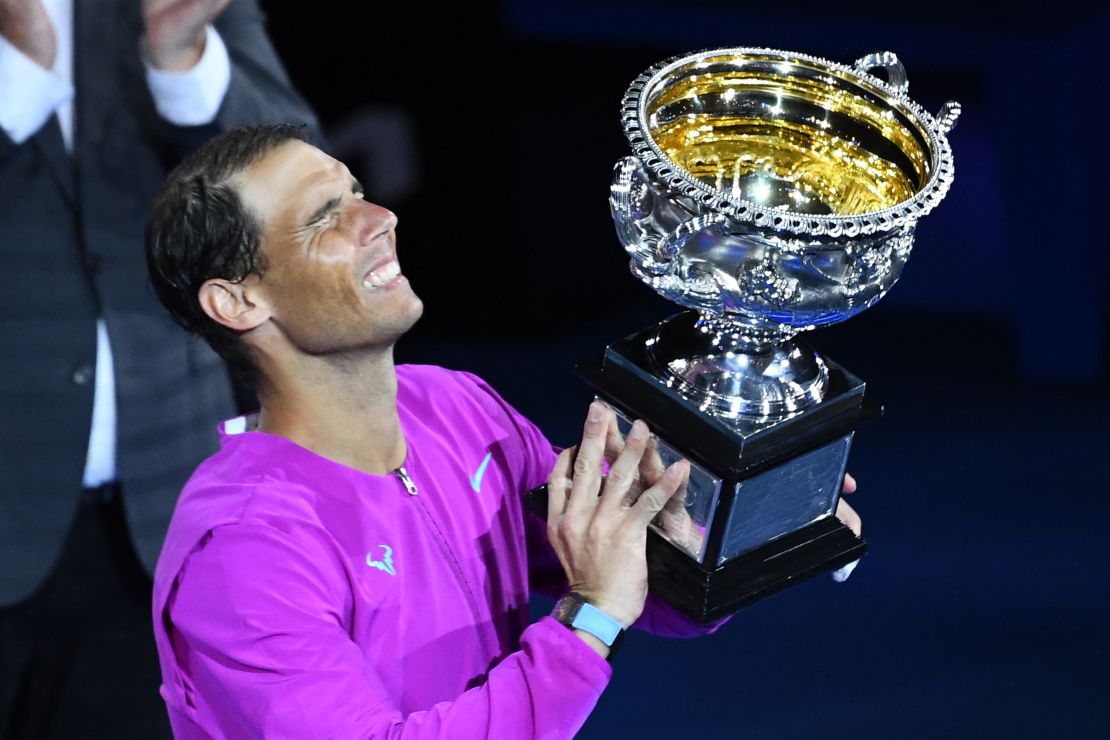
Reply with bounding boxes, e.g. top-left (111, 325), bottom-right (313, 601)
top-left (836, 472), bottom-right (861, 536)
top-left (547, 402), bottom-right (689, 629)
top-left (602, 417), bottom-right (703, 556)
top-left (832, 472), bottom-right (862, 582)
top-left (0, 0), bottom-right (55, 69)
top-left (141, 0), bottom-right (230, 71)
